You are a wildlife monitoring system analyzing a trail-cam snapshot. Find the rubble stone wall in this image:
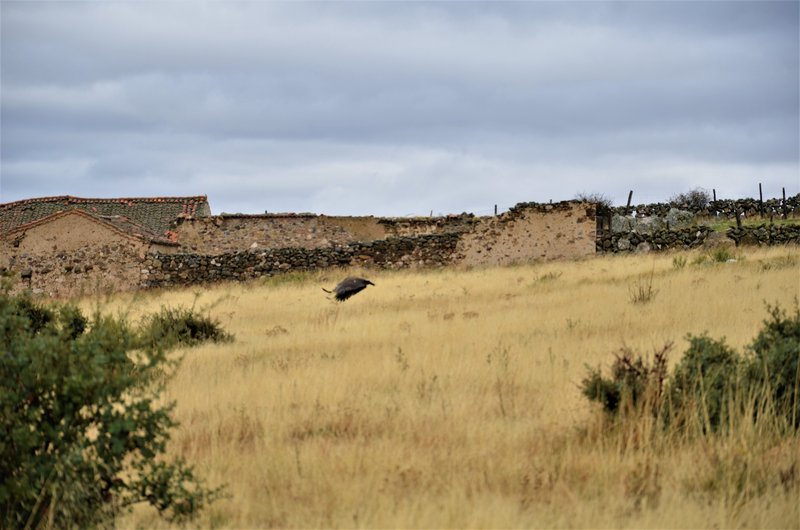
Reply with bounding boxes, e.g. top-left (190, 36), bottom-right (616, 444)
top-left (597, 224), bottom-right (800, 253)
top-left (456, 202), bottom-right (597, 266)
